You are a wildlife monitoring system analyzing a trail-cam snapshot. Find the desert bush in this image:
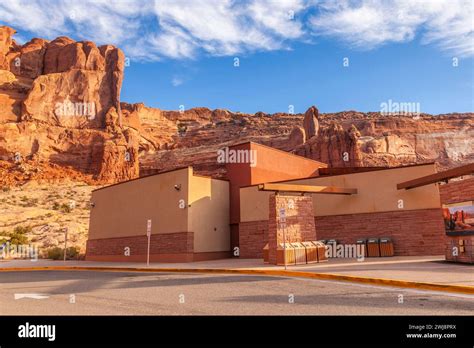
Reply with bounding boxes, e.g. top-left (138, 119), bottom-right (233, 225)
top-left (7, 226), bottom-right (31, 245)
top-left (21, 197), bottom-right (38, 207)
top-left (60, 203), bottom-right (71, 213)
top-left (177, 123), bottom-right (188, 136)
top-left (47, 246), bottom-right (80, 260)
top-left (1, 186), bottom-right (10, 192)
top-left (13, 226), bottom-right (32, 234)
top-left (52, 202), bottom-right (60, 210)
